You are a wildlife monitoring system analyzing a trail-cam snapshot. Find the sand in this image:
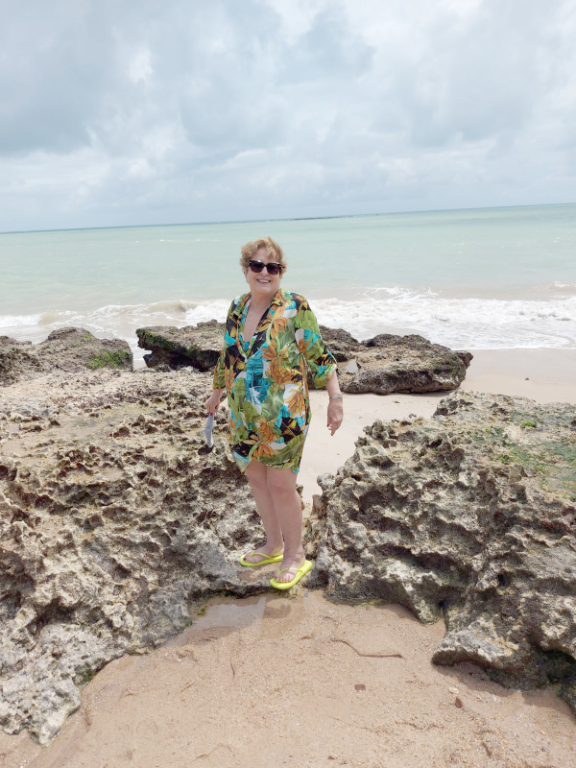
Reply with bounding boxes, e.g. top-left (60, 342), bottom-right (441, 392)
top-left (1, 348), bottom-right (576, 768)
